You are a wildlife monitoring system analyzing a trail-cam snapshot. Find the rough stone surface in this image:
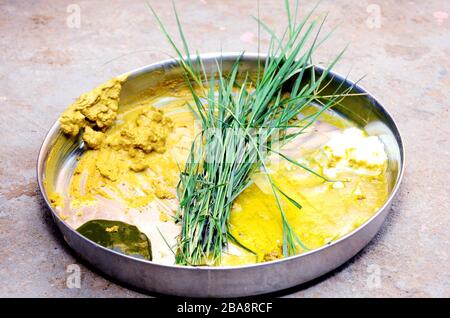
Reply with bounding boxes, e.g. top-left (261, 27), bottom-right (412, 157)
top-left (0, 0), bottom-right (449, 297)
